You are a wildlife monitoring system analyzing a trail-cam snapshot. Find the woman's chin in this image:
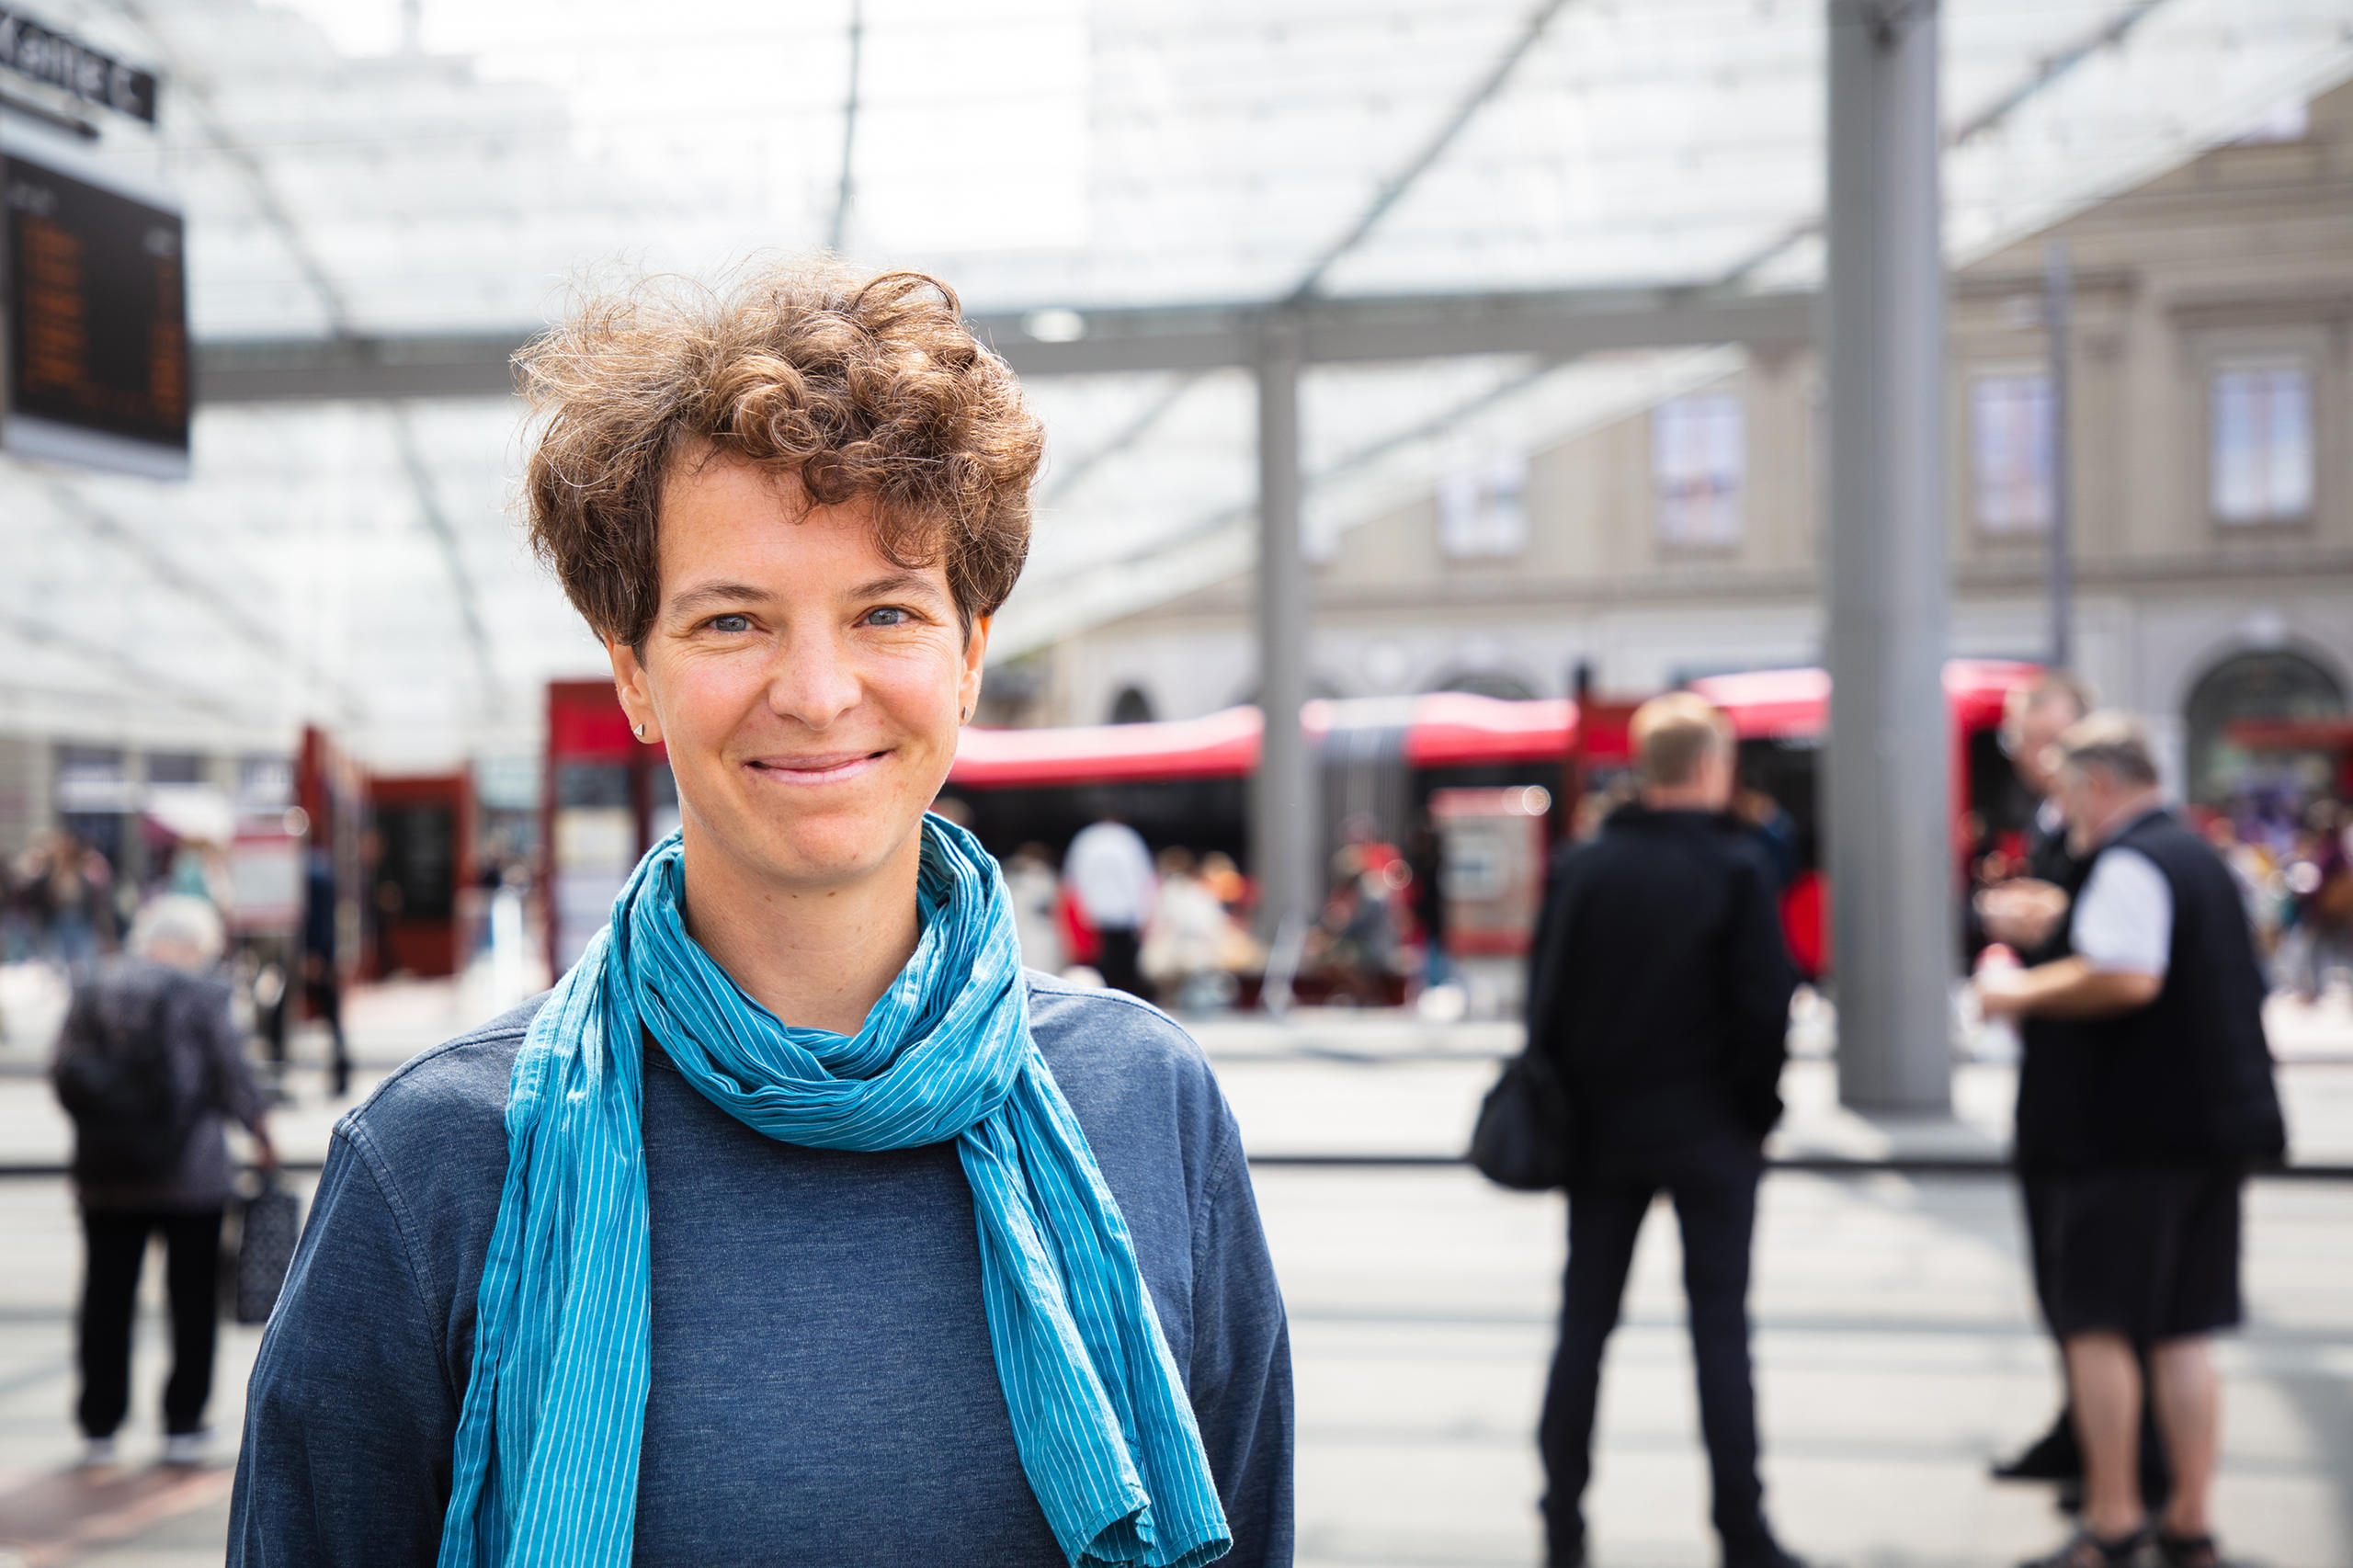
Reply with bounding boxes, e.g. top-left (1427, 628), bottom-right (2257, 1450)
top-left (733, 816), bottom-right (921, 892)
